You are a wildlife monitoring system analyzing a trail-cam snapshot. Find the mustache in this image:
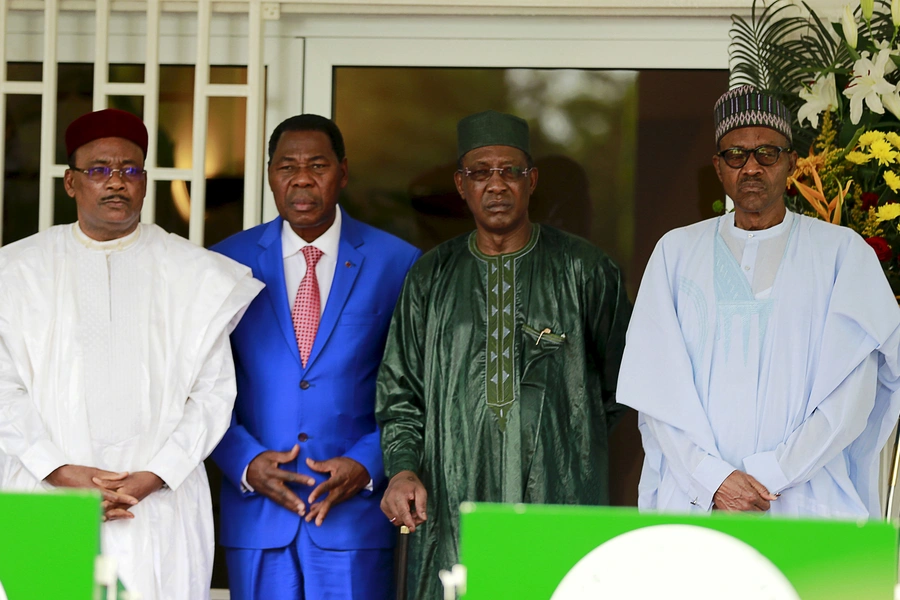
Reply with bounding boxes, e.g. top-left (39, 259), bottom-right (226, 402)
top-left (100, 194), bottom-right (129, 203)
